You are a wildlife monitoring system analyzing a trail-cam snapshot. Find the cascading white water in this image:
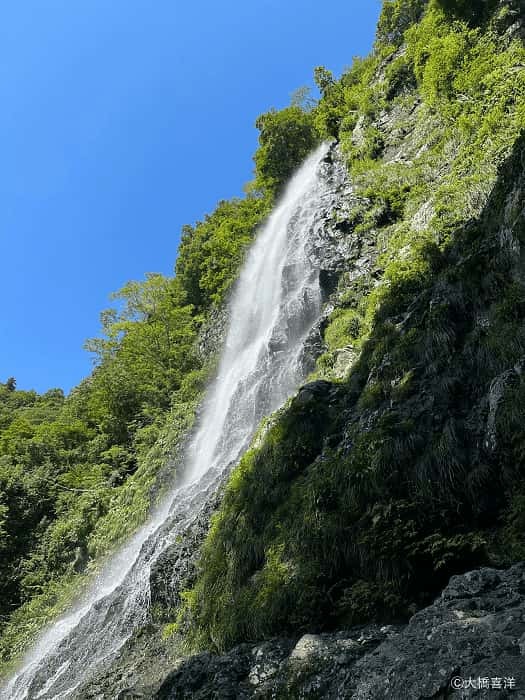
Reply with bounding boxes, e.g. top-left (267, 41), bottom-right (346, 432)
top-left (2, 141), bottom-right (341, 699)
top-left (184, 143), bottom-right (331, 485)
